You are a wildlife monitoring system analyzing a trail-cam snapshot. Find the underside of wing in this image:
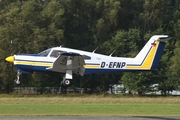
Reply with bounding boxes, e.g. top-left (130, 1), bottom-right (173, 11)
top-left (46, 52), bottom-right (85, 76)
